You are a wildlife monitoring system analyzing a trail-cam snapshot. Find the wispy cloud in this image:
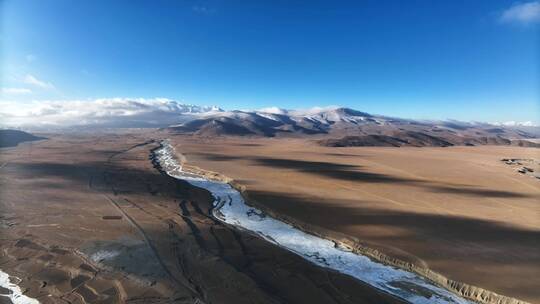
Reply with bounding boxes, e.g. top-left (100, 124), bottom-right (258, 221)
top-left (192, 5), bottom-right (216, 15)
top-left (23, 74), bottom-right (55, 89)
top-left (500, 1), bottom-right (540, 24)
top-left (25, 54), bottom-right (37, 63)
top-left (0, 98), bottom-right (219, 128)
top-left (1, 88), bottom-right (32, 95)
